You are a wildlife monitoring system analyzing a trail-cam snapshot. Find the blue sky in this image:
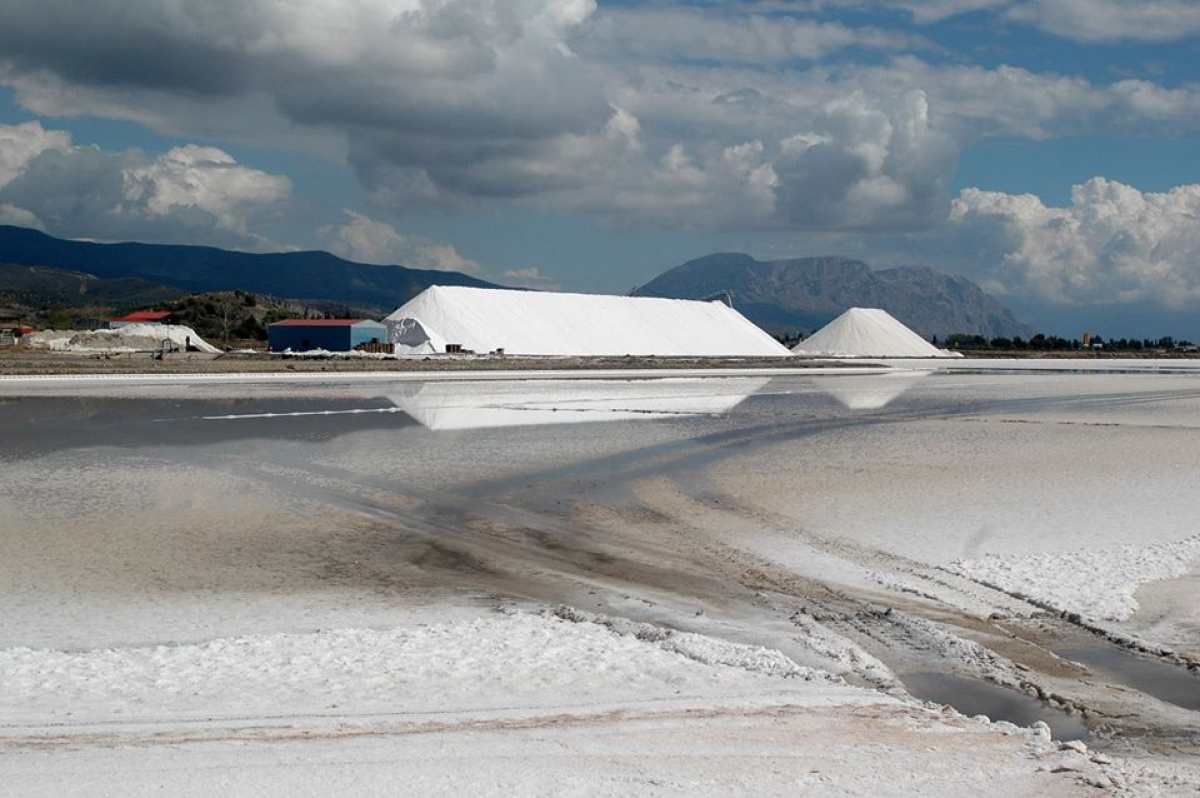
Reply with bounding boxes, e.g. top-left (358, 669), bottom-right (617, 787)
top-left (2, 0), bottom-right (1200, 338)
